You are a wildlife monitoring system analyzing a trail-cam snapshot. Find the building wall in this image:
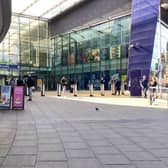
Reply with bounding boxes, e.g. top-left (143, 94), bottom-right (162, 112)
top-left (49, 0), bottom-right (131, 37)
